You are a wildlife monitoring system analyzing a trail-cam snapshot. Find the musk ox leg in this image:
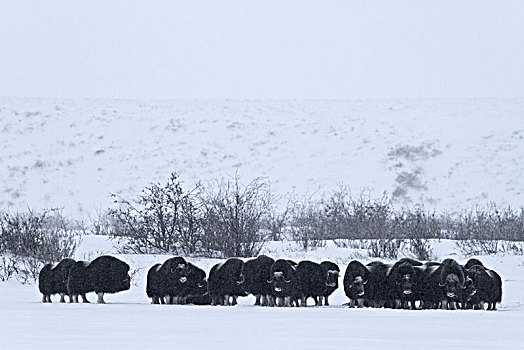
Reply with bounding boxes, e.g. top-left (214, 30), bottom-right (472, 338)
top-left (72, 295), bottom-right (79, 303)
top-left (394, 299), bottom-right (401, 309)
top-left (152, 296), bottom-right (159, 304)
top-left (357, 298), bottom-right (364, 308)
top-left (276, 297), bottom-right (283, 307)
top-left (255, 294), bottom-right (261, 306)
top-left (300, 296), bottom-right (307, 307)
top-left (441, 300), bottom-right (448, 310)
top-left (402, 300), bottom-right (409, 309)
top-left (260, 295), bottom-right (267, 306)
top-left (349, 299), bottom-right (356, 308)
top-left (97, 292), bottom-right (105, 304)
top-left (268, 295), bottom-right (276, 307)
top-left (232, 296), bottom-right (238, 306)
top-left (449, 301), bottom-right (457, 310)
top-left (81, 294), bottom-right (90, 303)
top-left (324, 296), bottom-right (329, 306)
top-left (224, 295), bottom-right (230, 306)
top-left (316, 296), bottom-right (322, 306)
top-left (284, 296), bottom-right (291, 307)
top-left (42, 295), bottom-right (48, 303)
top-left (59, 293), bottom-right (66, 303)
